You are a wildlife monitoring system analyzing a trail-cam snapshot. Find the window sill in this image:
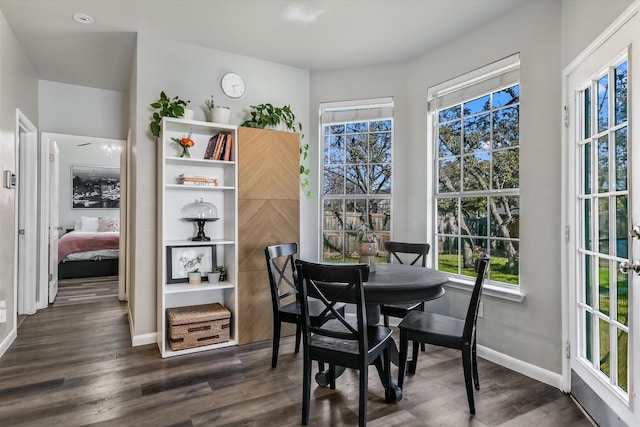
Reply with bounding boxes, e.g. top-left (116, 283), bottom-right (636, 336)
top-left (445, 277), bottom-right (525, 302)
